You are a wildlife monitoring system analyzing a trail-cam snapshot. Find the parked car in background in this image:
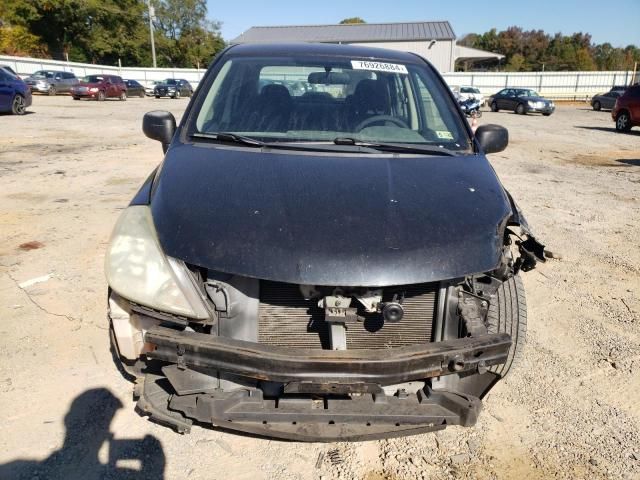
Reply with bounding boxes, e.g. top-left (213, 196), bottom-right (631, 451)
top-left (0, 67), bottom-right (32, 115)
top-left (24, 70), bottom-right (78, 95)
top-left (612, 84), bottom-right (640, 132)
top-left (145, 81), bottom-right (161, 96)
top-left (124, 79), bottom-right (145, 98)
top-left (0, 65), bottom-right (18, 76)
top-left (488, 88), bottom-right (555, 116)
top-left (591, 88), bottom-right (625, 111)
top-left (454, 85), bottom-right (484, 106)
top-left (154, 78), bottom-right (193, 98)
top-left (106, 42), bottom-right (547, 441)
top-left (71, 75), bottom-right (127, 101)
